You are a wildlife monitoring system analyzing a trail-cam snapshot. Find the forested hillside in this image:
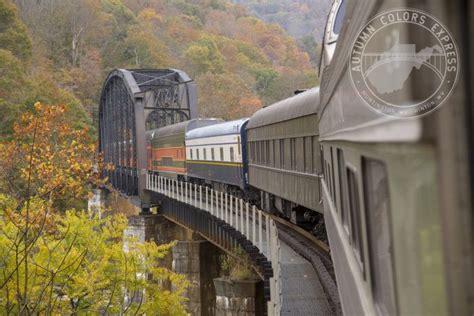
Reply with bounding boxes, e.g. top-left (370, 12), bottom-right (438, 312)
top-left (232, 0), bottom-right (331, 41)
top-left (0, 0), bottom-right (91, 136)
top-left (231, 0), bottom-right (331, 66)
top-left (1, 0), bottom-right (318, 134)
